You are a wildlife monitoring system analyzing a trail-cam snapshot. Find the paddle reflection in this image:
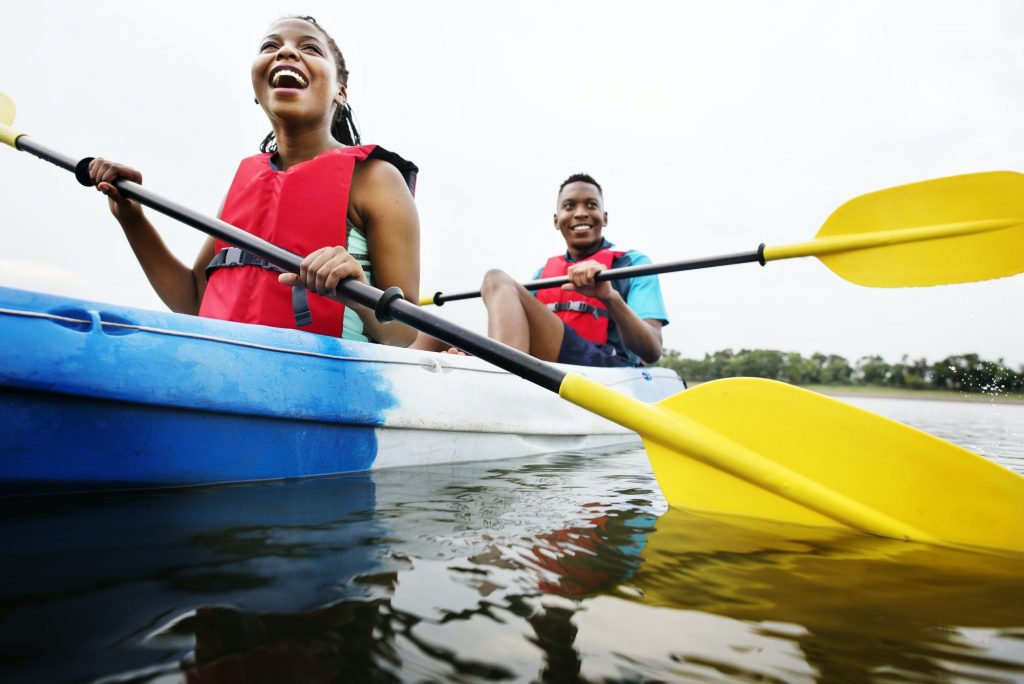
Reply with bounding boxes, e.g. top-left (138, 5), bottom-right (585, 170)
top-left (624, 507), bottom-right (1024, 681)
